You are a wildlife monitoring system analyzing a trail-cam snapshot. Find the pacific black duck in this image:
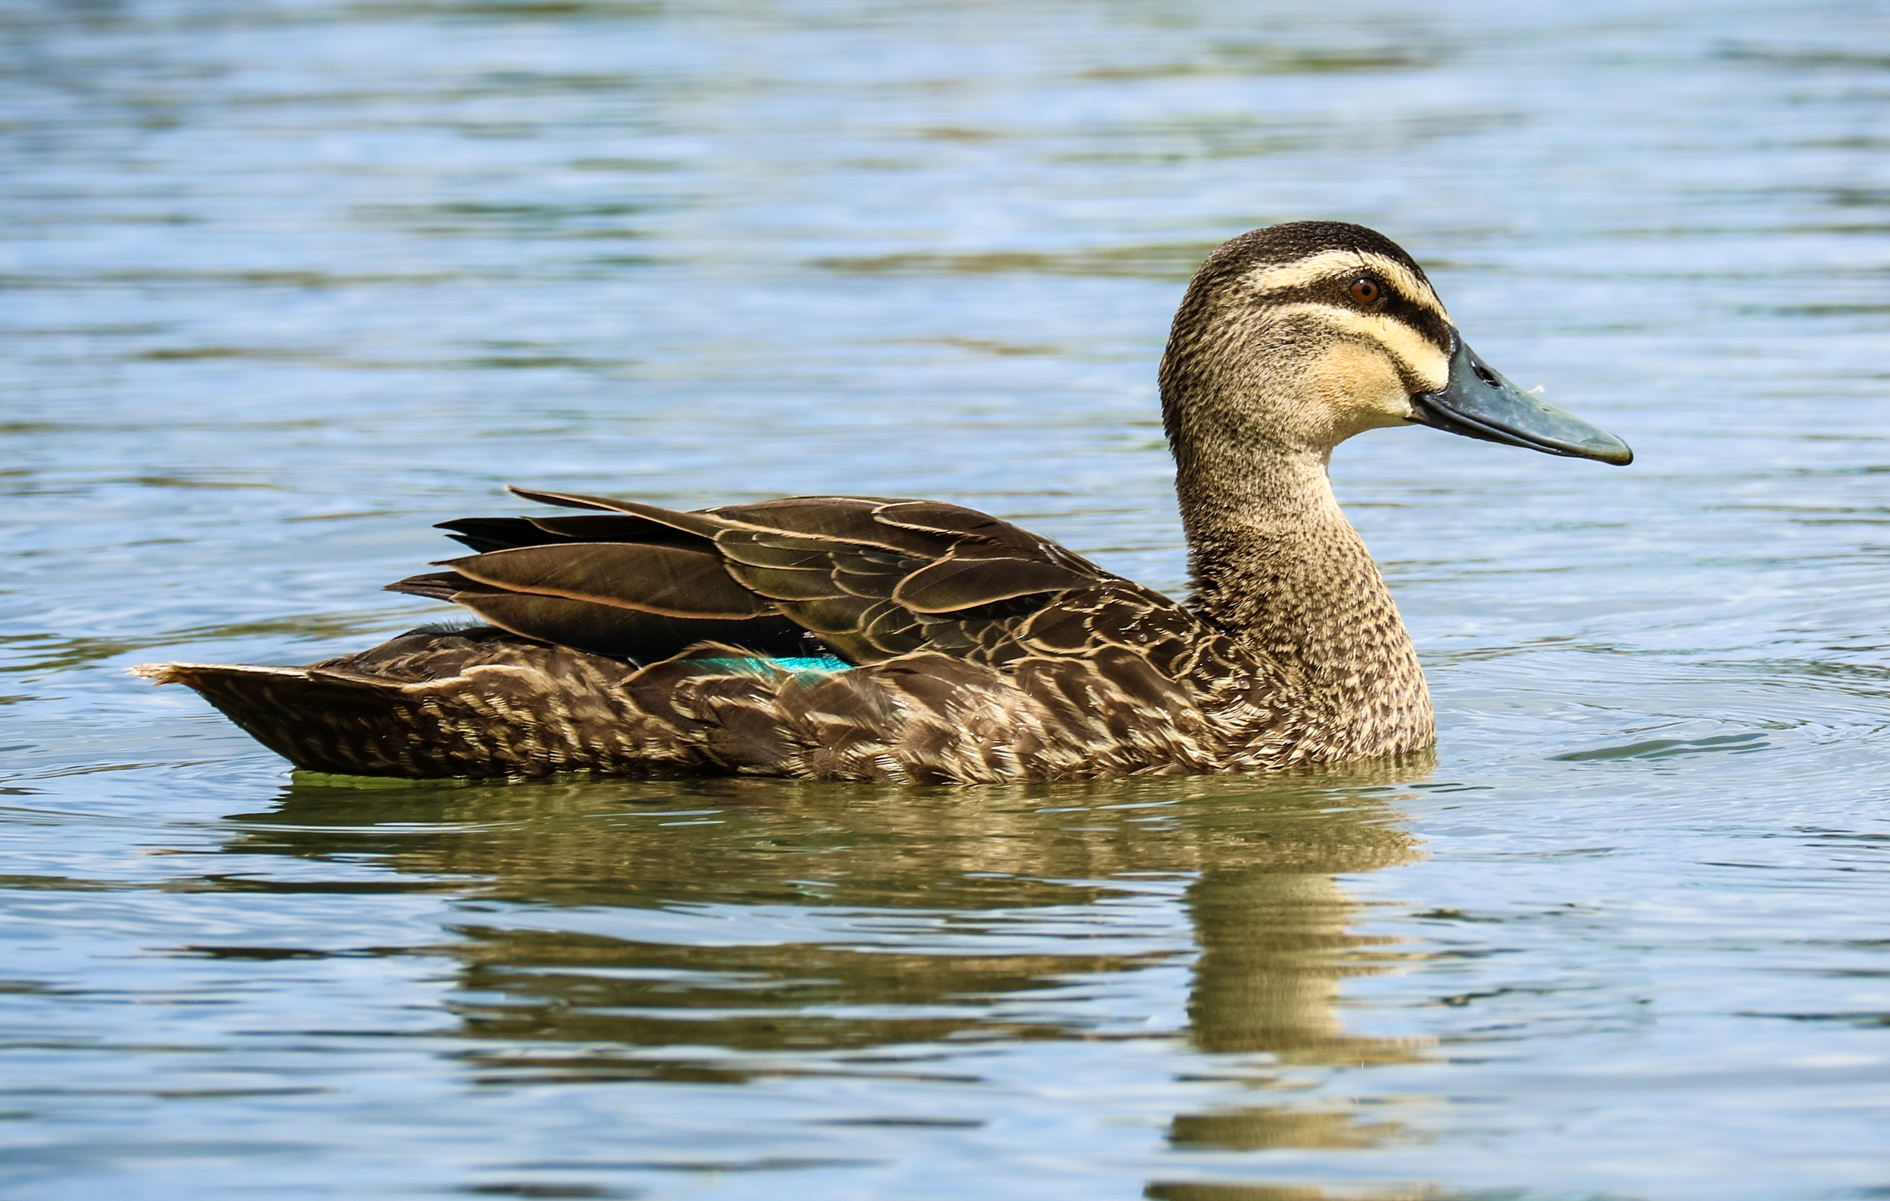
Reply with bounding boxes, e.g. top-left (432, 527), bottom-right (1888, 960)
top-left (138, 222), bottom-right (1631, 782)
